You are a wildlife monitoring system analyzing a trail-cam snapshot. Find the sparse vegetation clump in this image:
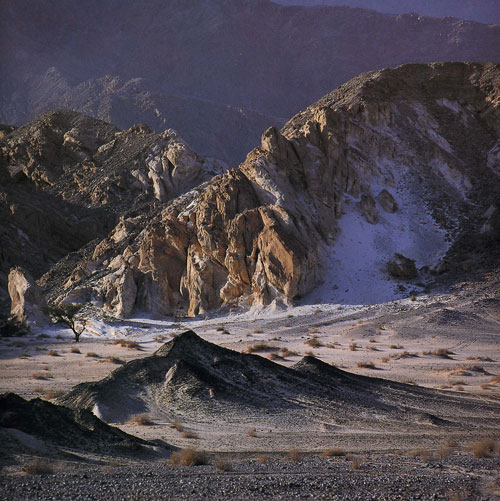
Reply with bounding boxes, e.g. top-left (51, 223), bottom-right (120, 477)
top-left (214, 459), bottom-right (233, 472)
top-left (48, 350), bottom-right (60, 357)
top-left (357, 361), bottom-right (376, 369)
top-left (305, 337), bottom-right (322, 348)
top-left (129, 413), bottom-right (154, 426)
top-left (244, 343), bottom-right (278, 354)
top-left (169, 448), bottom-right (208, 466)
top-left (288, 449), bottom-right (300, 462)
top-left (247, 427), bottom-right (256, 438)
top-left (86, 352), bottom-right (99, 358)
top-left (182, 431), bottom-right (199, 439)
top-left (70, 347), bottom-right (81, 354)
top-left (23, 459), bottom-right (54, 475)
top-left (112, 339), bottom-right (141, 350)
top-left (471, 439), bottom-right (498, 458)
top-left (349, 342), bottom-right (359, 351)
top-left (322, 448), bottom-right (345, 457)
